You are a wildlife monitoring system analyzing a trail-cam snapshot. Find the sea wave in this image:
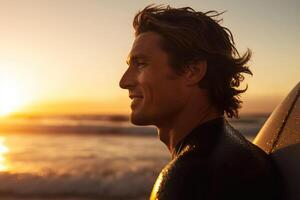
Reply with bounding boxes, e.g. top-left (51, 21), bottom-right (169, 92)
top-left (0, 115), bottom-right (157, 135)
top-left (0, 114), bottom-right (269, 137)
top-left (0, 167), bottom-right (157, 199)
